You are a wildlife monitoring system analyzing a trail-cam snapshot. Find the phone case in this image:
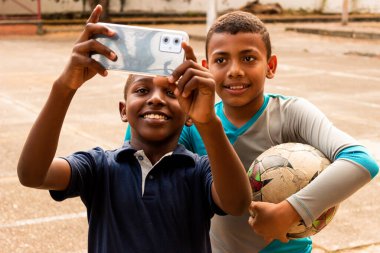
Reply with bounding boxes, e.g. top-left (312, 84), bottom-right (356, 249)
top-left (92, 23), bottom-right (189, 76)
